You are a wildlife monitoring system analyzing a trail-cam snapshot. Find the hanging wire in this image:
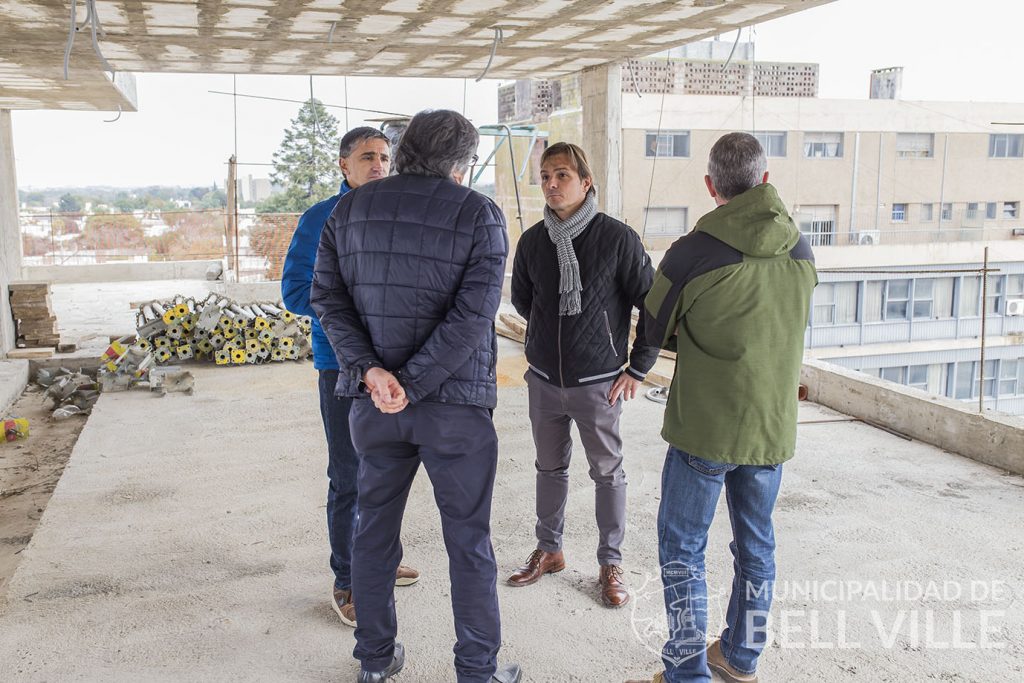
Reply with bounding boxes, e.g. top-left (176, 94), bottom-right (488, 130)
top-left (626, 58), bottom-right (642, 99)
top-left (207, 90), bottom-right (410, 119)
top-left (476, 27), bottom-right (503, 82)
top-left (720, 27), bottom-right (742, 72)
top-left (103, 105), bottom-right (122, 123)
top-left (63, 0), bottom-right (78, 80)
top-left (640, 52), bottom-right (671, 240)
